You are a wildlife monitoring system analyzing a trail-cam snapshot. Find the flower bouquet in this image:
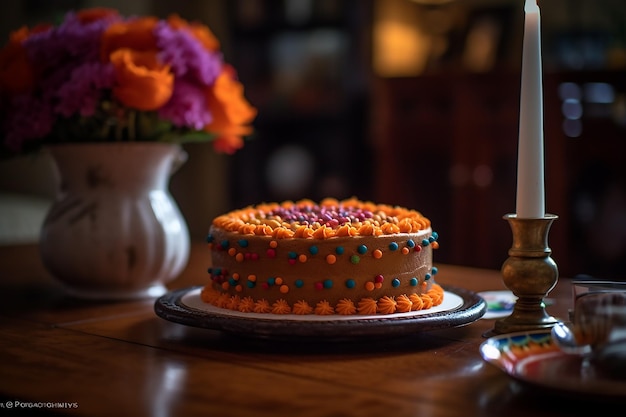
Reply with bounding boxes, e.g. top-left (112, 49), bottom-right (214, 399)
top-left (0, 7), bottom-right (257, 156)
top-left (0, 8), bottom-right (258, 299)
